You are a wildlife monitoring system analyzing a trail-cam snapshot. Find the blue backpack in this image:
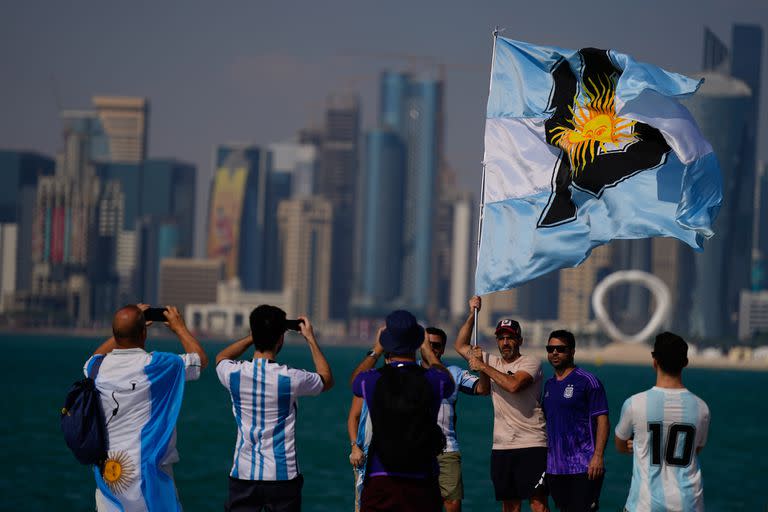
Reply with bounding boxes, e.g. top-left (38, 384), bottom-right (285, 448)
top-left (61, 356), bottom-right (108, 466)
